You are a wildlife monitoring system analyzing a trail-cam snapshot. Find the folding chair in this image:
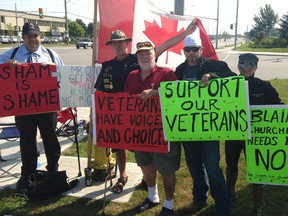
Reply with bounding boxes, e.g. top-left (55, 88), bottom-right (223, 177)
top-left (56, 107), bottom-right (78, 139)
top-left (0, 123), bottom-right (20, 162)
